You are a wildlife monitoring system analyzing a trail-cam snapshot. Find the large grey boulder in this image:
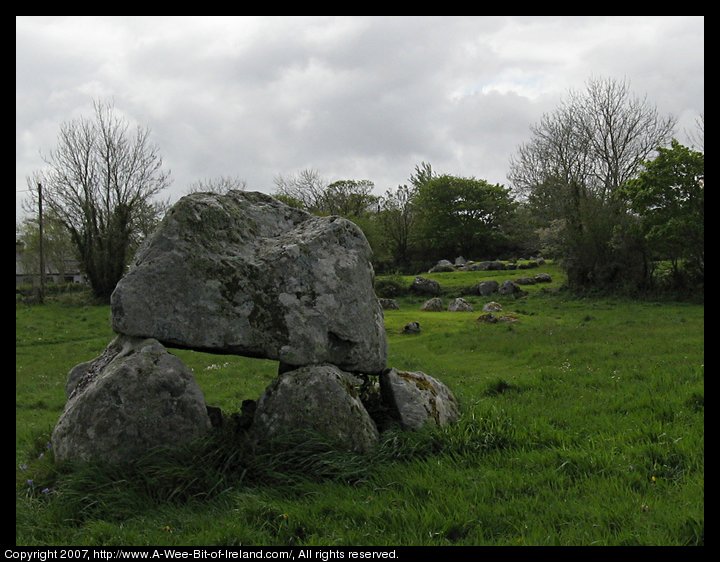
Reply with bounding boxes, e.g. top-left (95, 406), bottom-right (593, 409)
top-left (402, 321), bottom-right (421, 334)
top-left (111, 191), bottom-right (386, 374)
top-left (476, 280), bottom-right (499, 296)
top-left (378, 298), bottom-right (400, 310)
top-left (420, 297), bottom-right (444, 312)
top-left (380, 369), bottom-right (460, 430)
top-left (428, 260), bottom-right (455, 273)
top-left (448, 298), bottom-right (473, 312)
top-left (498, 280), bottom-right (525, 296)
top-left (468, 261), bottom-right (505, 271)
top-left (52, 335), bottom-right (212, 463)
top-left (409, 276), bottom-right (441, 296)
top-left (252, 365), bottom-right (379, 453)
